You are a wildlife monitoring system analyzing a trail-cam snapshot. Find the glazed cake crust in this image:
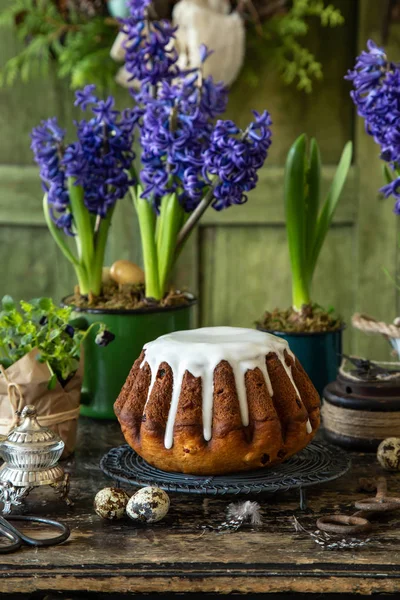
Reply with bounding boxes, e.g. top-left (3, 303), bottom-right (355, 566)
top-left (114, 328), bottom-right (320, 475)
